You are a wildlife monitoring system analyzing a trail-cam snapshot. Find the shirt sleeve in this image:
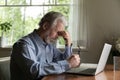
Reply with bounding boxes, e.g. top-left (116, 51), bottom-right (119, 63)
top-left (53, 45), bottom-right (73, 61)
top-left (11, 42), bottom-right (71, 79)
